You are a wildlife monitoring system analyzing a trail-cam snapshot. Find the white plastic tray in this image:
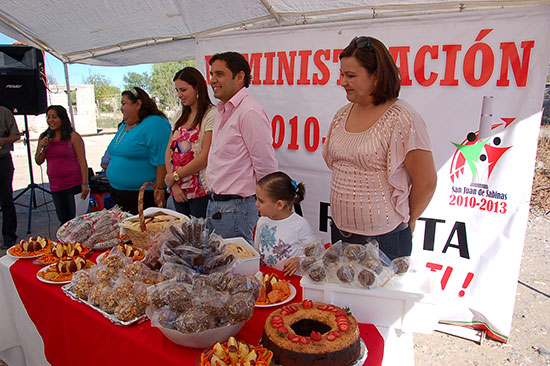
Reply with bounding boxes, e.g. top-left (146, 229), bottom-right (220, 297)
top-left (224, 237), bottom-right (260, 276)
